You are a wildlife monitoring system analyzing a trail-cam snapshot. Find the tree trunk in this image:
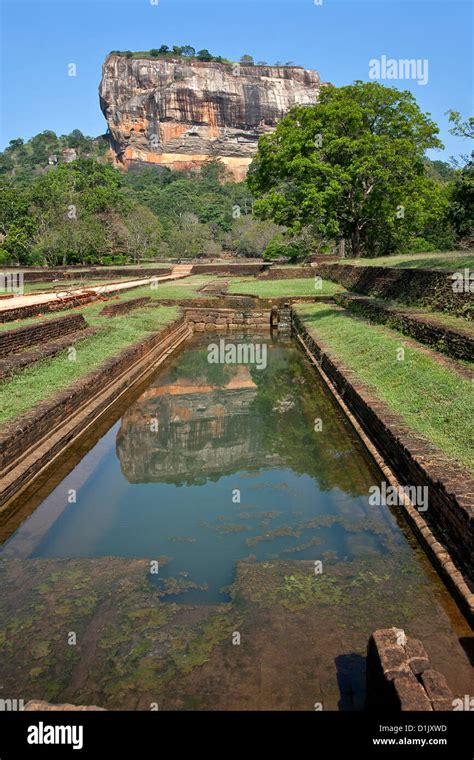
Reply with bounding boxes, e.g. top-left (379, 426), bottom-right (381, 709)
top-left (338, 238), bottom-right (346, 258)
top-left (351, 227), bottom-right (361, 257)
